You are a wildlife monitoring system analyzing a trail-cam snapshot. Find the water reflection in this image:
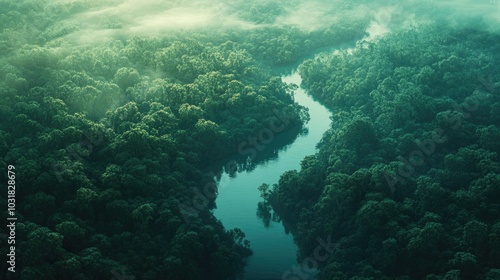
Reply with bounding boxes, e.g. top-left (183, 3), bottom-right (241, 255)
top-left (203, 124), bottom-right (308, 179)
top-left (211, 40), bottom-right (359, 279)
top-left (210, 70), bottom-right (333, 280)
